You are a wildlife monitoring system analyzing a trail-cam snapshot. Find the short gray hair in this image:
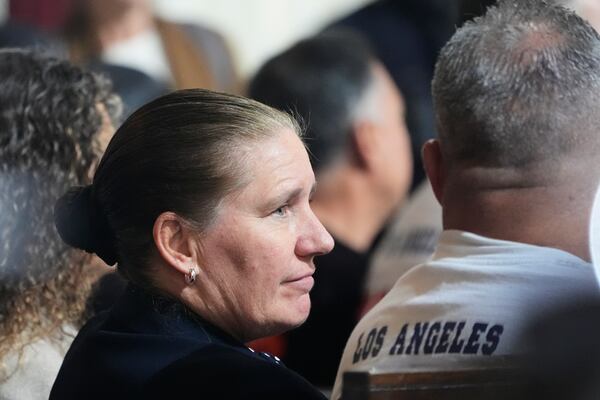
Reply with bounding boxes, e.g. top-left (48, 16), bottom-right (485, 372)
top-left (249, 30), bottom-right (375, 174)
top-left (433, 0), bottom-right (600, 168)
